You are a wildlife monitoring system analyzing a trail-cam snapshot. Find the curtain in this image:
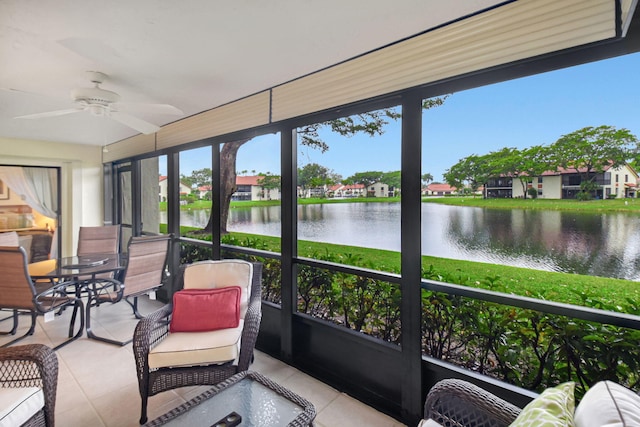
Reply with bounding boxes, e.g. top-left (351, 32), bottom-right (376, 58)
top-left (0, 166), bottom-right (58, 218)
top-left (0, 166), bottom-right (59, 257)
